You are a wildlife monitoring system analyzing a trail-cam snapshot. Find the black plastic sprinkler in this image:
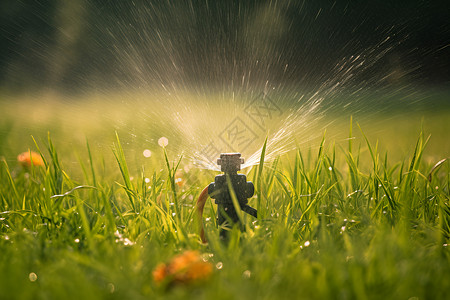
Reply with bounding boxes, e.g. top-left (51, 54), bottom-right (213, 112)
top-left (196, 153), bottom-right (257, 242)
